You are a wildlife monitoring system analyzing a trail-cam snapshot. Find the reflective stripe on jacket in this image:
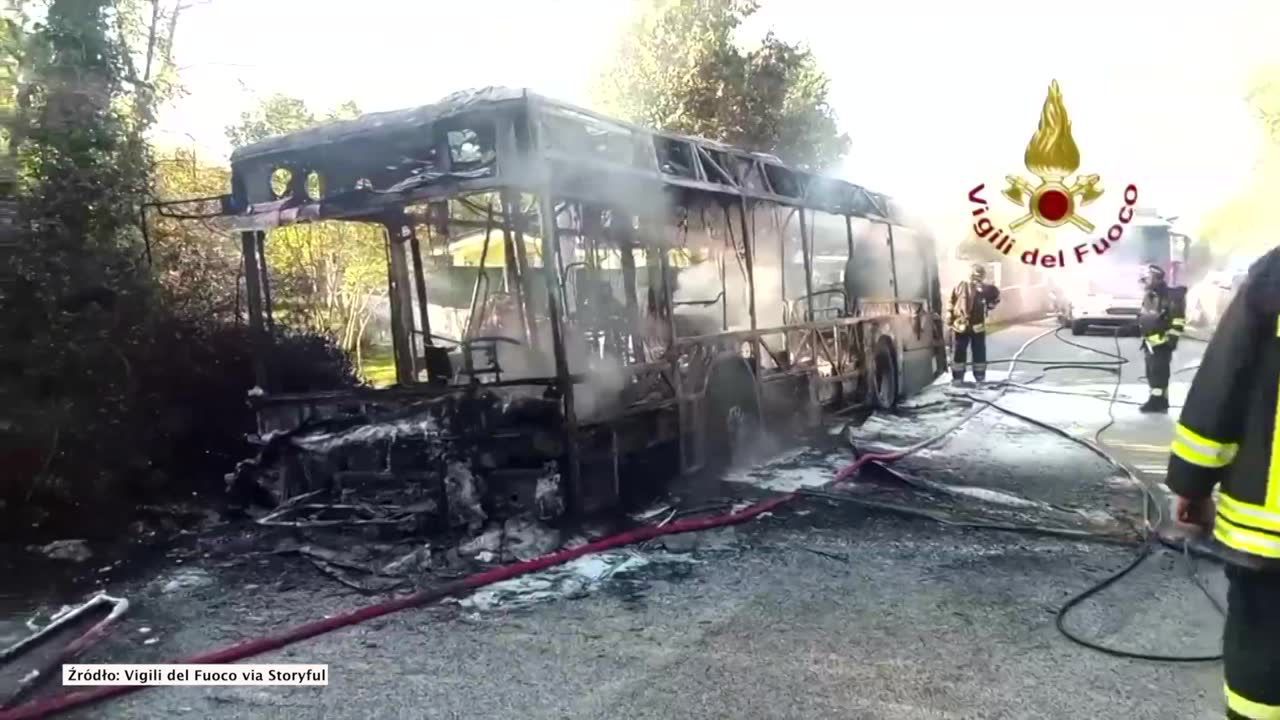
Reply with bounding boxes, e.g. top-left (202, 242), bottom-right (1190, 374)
top-left (1166, 256), bottom-right (1280, 563)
